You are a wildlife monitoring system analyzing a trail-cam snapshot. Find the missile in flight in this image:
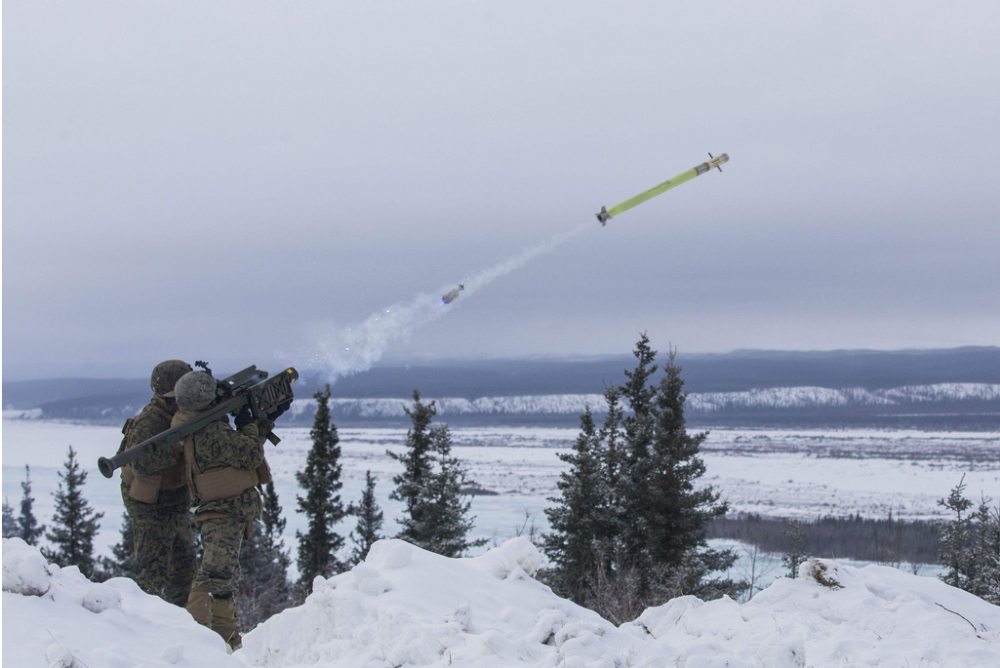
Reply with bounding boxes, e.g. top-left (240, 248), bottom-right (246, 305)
top-left (441, 284), bottom-right (465, 305)
top-left (596, 153), bottom-right (729, 225)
